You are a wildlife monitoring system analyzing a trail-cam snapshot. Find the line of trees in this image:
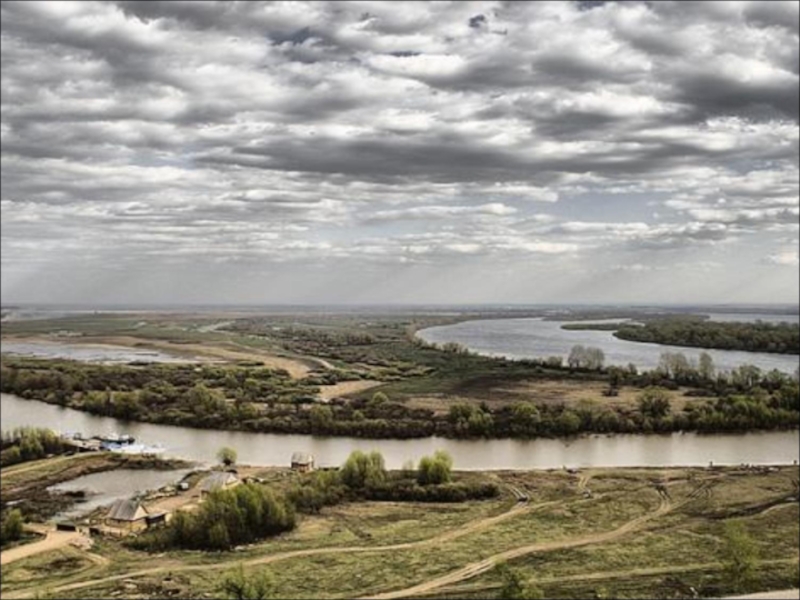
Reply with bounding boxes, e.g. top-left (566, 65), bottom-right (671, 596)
top-left (1, 427), bottom-right (70, 467)
top-left (614, 320), bottom-right (799, 354)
